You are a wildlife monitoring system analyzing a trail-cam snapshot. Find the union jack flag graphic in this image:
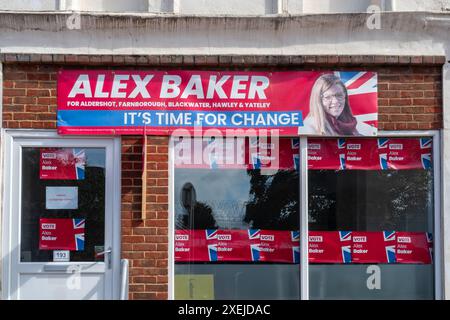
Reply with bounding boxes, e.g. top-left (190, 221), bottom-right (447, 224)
top-left (73, 149), bottom-right (86, 180)
top-left (291, 138), bottom-right (299, 149)
top-left (385, 245), bottom-right (397, 263)
top-left (339, 231), bottom-right (352, 242)
top-left (341, 246), bottom-right (352, 263)
top-left (378, 138), bottom-right (389, 149)
top-left (337, 139), bottom-right (347, 170)
top-left (292, 246), bottom-right (300, 264)
top-left (383, 231), bottom-right (396, 242)
top-left (292, 154), bottom-right (300, 171)
top-left (334, 71), bottom-right (378, 128)
top-left (379, 153), bottom-right (388, 170)
top-left (339, 154), bottom-right (346, 170)
top-left (420, 138), bottom-right (432, 149)
top-left (73, 218), bottom-right (85, 251)
top-left (206, 229), bottom-right (218, 240)
top-left (208, 244), bottom-right (218, 262)
top-left (421, 153), bottom-right (432, 169)
top-left (291, 231), bottom-right (300, 242)
top-left (248, 229), bottom-right (261, 240)
top-left (250, 244), bottom-right (261, 262)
